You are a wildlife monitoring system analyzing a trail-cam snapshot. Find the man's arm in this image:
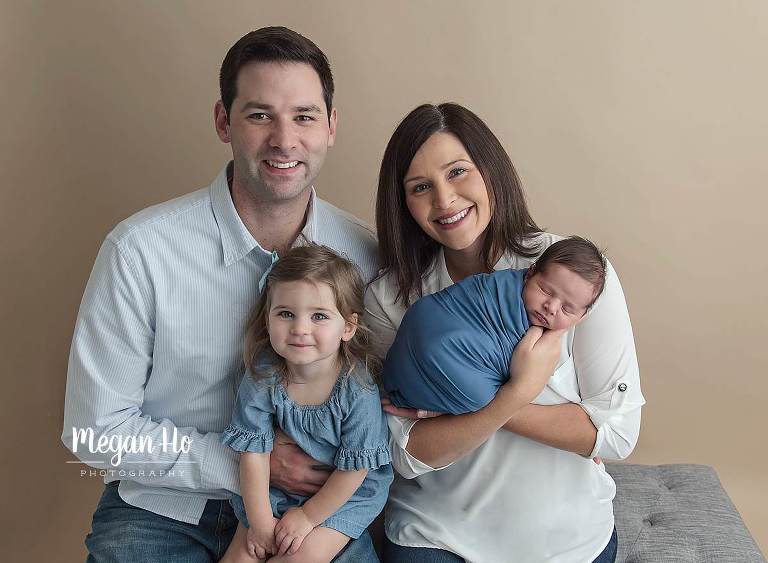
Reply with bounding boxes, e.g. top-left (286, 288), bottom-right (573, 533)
top-left (61, 237), bottom-right (238, 492)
